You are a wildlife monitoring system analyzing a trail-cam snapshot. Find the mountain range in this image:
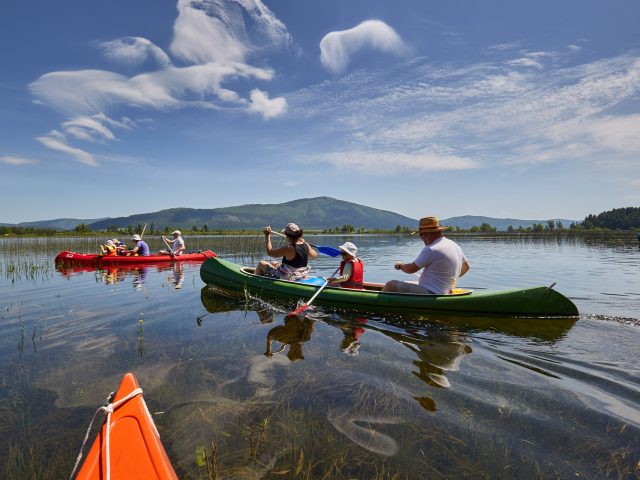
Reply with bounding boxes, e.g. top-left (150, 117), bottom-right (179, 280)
top-left (5, 197), bottom-right (577, 231)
